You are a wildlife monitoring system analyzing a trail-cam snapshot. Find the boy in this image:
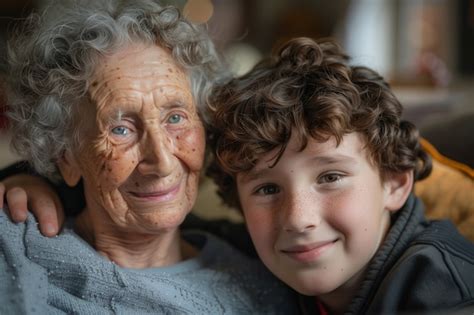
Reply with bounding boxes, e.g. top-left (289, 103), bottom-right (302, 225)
top-left (207, 37), bottom-right (474, 314)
